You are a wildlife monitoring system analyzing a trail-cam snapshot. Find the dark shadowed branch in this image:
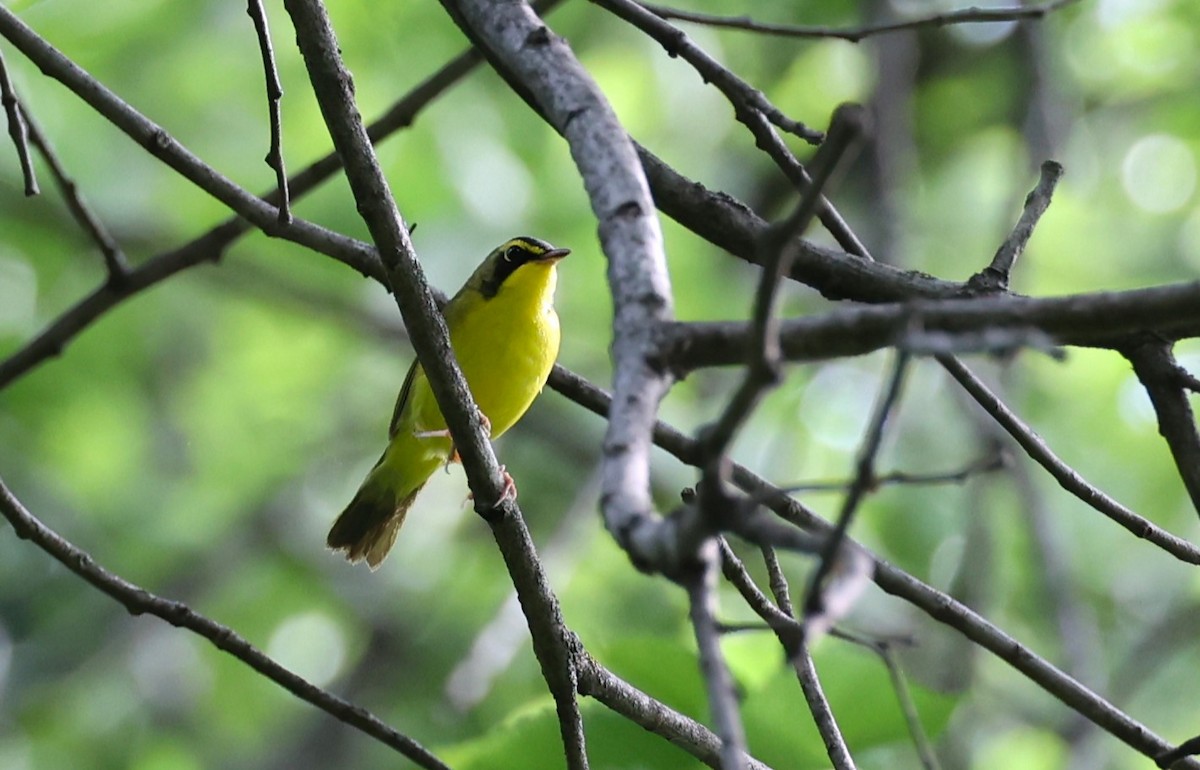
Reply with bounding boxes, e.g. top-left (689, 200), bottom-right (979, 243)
top-left (1124, 339), bottom-right (1200, 519)
top-left (0, 48), bottom-right (37, 195)
top-left (938, 354), bottom-right (1200, 565)
top-left (246, 0), bottom-right (291, 223)
top-left (968, 160), bottom-right (1064, 292)
top-left (0, 477), bottom-right (452, 770)
top-left (21, 107), bottom-right (130, 279)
